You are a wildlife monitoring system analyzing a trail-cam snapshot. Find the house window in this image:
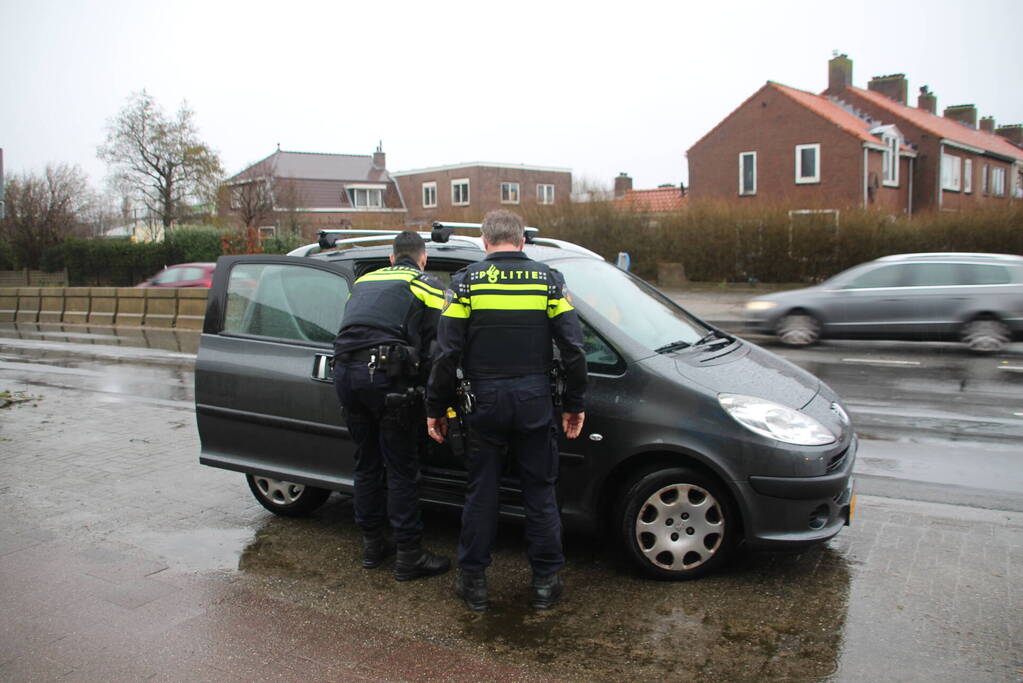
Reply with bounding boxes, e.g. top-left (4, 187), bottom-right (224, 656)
top-left (940, 154), bottom-right (961, 191)
top-left (882, 135), bottom-right (899, 186)
top-left (963, 159), bottom-right (973, 194)
top-left (739, 152), bottom-right (757, 195)
top-left (991, 167), bottom-right (1006, 196)
top-left (422, 182), bottom-right (437, 208)
top-left (795, 144), bottom-right (821, 184)
top-left (452, 179), bottom-right (470, 206)
top-left (982, 163), bottom-right (990, 194)
top-left (500, 182), bottom-right (520, 204)
top-left (537, 184), bottom-right (555, 204)
top-left (346, 187), bottom-right (383, 208)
